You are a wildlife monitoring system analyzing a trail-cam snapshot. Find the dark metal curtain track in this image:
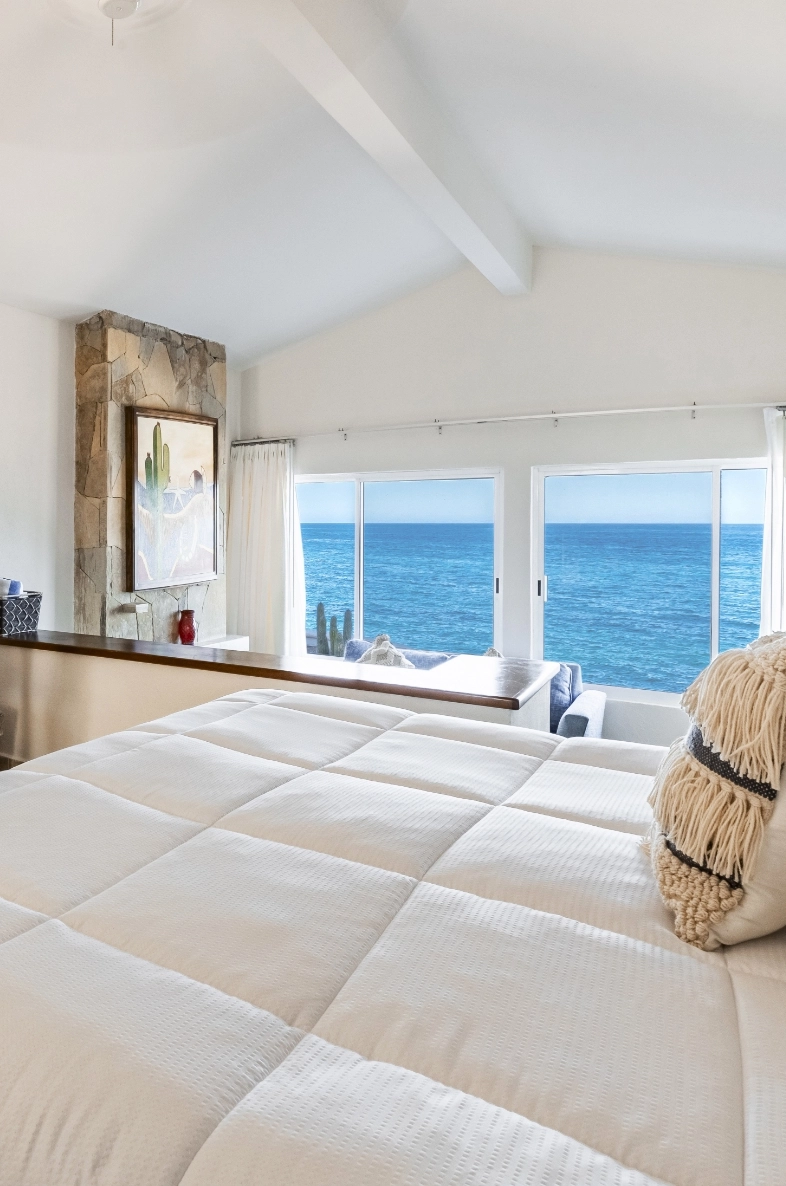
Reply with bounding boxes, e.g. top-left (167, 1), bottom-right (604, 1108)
top-left (231, 437), bottom-right (296, 446)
